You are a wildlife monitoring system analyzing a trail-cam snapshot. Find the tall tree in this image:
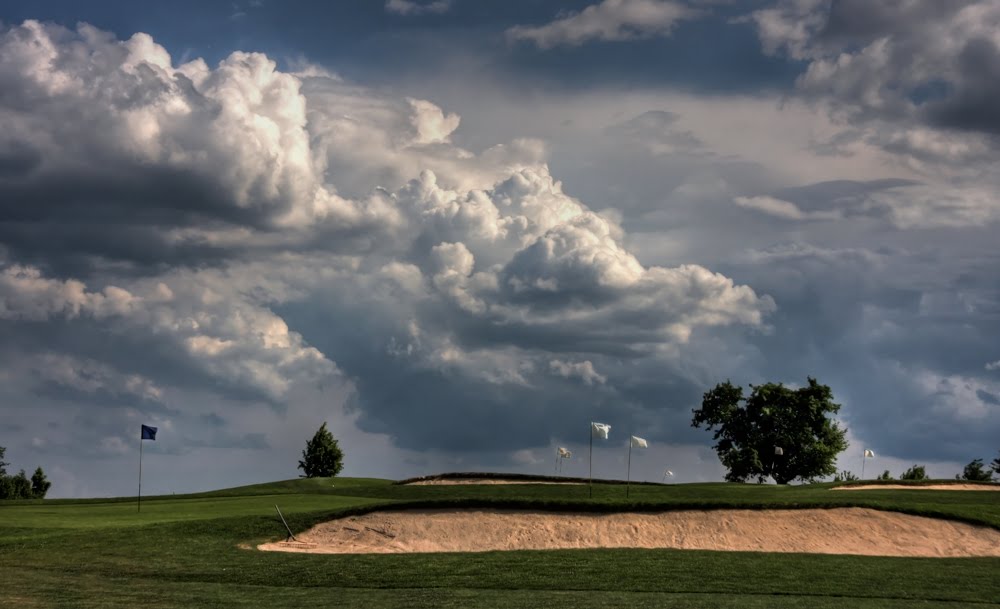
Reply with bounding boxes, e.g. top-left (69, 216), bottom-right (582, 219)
top-left (31, 467), bottom-right (51, 499)
top-left (692, 378), bottom-right (848, 484)
top-left (297, 423), bottom-right (345, 478)
top-left (958, 458), bottom-right (992, 482)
